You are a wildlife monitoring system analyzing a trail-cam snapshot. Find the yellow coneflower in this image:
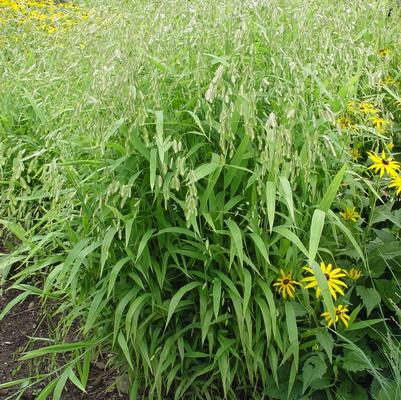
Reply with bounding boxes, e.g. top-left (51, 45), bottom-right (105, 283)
top-left (322, 305), bottom-right (350, 328)
top-left (380, 76), bottom-right (395, 86)
top-left (367, 151), bottom-right (400, 177)
top-left (302, 262), bottom-right (348, 300)
top-left (272, 269), bottom-right (302, 299)
top-left (359, 102), bottom-right (379, 114)
top-left (389, 175), bottom-right (401, 196)
top-left (339, 207), bottom-right (360, 222)
top-left (350, 148), bottom-right (361, 161)
top-left (336, 117), bottom-right (353, 130)
top-left (378, 48), bottom-right (390, 58)
top-left (368, 116), bottom-right (389, 133)
top-left (347, 100), bottom-right (356, 113)
top-left (347, 268), bottom-right (362, 281)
